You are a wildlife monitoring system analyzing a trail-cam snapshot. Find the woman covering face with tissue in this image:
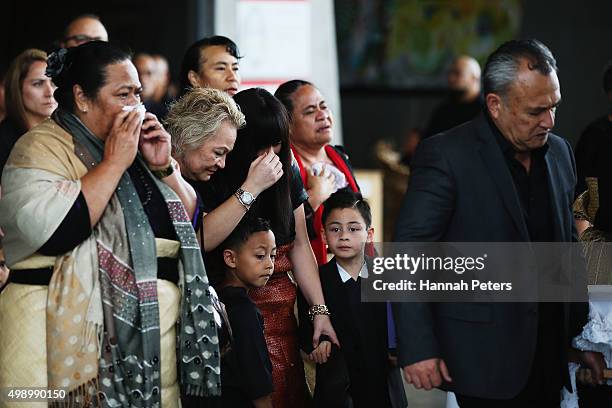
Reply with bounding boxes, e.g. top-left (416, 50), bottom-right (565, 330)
top-left (0, 42), bottom-right (220, 407)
